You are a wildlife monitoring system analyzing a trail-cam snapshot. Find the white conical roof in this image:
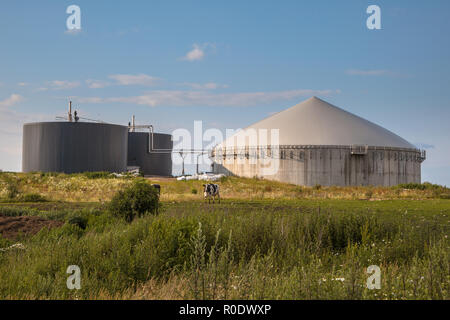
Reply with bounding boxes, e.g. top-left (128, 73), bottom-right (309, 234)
top-left (219, 96), bottom-right (415, 149)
